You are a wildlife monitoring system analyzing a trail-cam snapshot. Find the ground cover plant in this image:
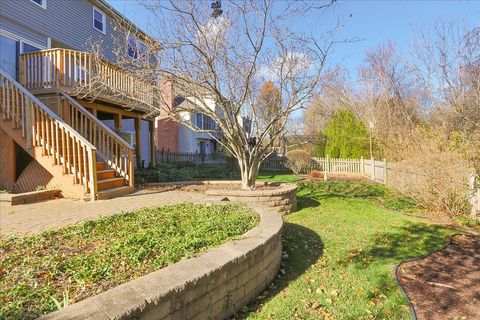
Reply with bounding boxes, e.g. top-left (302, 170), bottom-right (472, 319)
top-left (135, 162), bottom-right (240, 185)
top-left (241, 178), bottom-right (457, 319)
top-left (0, 203), bottom-right (258, 319)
